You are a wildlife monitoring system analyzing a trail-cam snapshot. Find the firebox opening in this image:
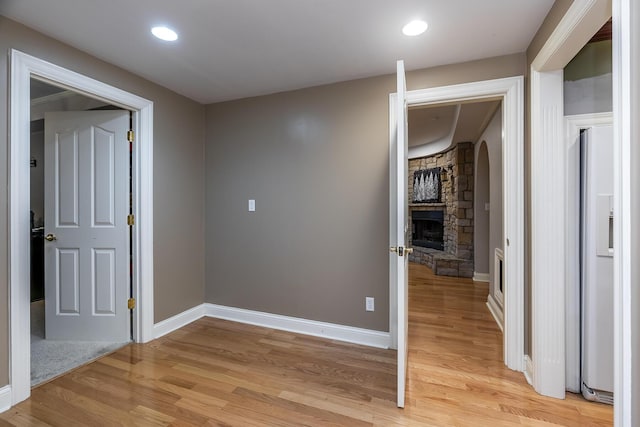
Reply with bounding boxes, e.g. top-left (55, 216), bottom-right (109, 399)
top-left (412, 210), bottom-right (444, 251)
